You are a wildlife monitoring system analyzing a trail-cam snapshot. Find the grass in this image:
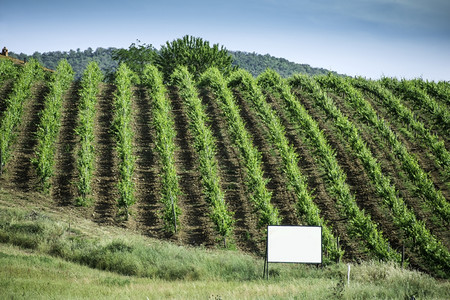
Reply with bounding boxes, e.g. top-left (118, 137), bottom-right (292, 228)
top-left (0, 189), bottom-right (449, 299)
